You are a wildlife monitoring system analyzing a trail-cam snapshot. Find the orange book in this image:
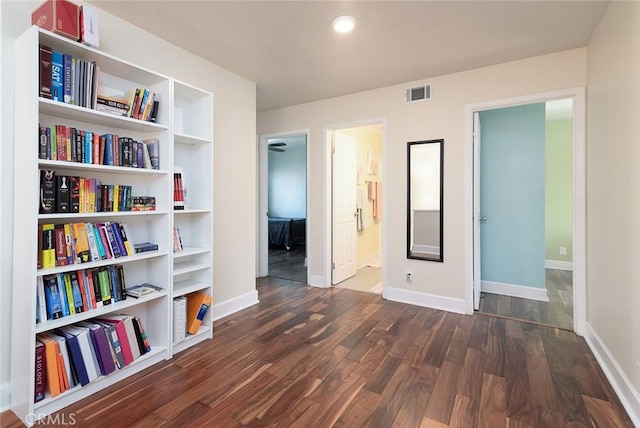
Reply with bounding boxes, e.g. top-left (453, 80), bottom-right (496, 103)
top-left (186, 292), bottom-right (212, 335)
top-left (36, 335), bottom-right (61, 397)
top-left (71, 222), bottom-right (90, 263)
